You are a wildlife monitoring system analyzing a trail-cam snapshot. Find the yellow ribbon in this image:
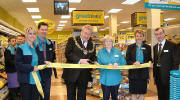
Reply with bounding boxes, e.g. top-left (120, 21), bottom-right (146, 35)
top-left (37, 61), bottom-right (152, 69)
top-left (32, 71), bottom-right (44, 98)
top-left (34, 61), bottom-right (152, 98)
